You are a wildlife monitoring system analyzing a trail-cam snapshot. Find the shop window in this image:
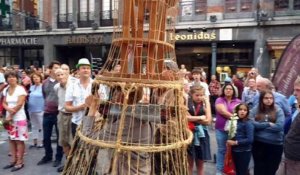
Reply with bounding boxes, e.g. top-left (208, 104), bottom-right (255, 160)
top-left (216, 43), bottom-right (254, 76)
top-left (23, 49), bottom-right (44, 68)
top-left (78, 0), bottom-right (95, 27)
top-left (57, 0), bottom-right (73, 28)
top-left (0, 48), bottom-right (18, 67)
top-left (100, 0), bottom-right (118, 26)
